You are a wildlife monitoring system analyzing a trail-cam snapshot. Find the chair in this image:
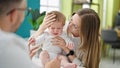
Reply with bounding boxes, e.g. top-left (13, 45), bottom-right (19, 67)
top-left (114, 12), bottom-right (120, 27)
top-left (113, 12), bottom-right (120, 28)
top-left (101, 29), bottom-right (120, 63)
